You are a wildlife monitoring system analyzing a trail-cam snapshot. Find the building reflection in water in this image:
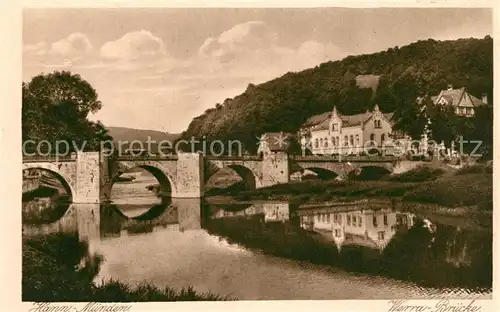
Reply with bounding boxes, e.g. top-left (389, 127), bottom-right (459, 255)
top-left (209, 202), bottom-right (293, 223)
top-left (298, 200), bottom-right (416, 250)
